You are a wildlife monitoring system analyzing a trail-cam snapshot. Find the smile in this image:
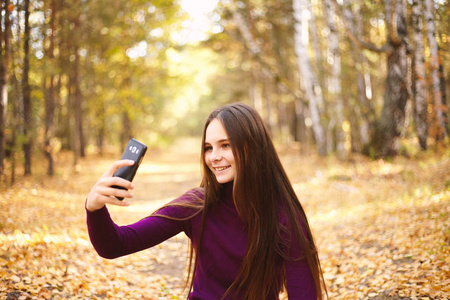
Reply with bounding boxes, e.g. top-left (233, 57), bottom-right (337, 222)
top-left (214, 166), bottom-right (230, 172)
